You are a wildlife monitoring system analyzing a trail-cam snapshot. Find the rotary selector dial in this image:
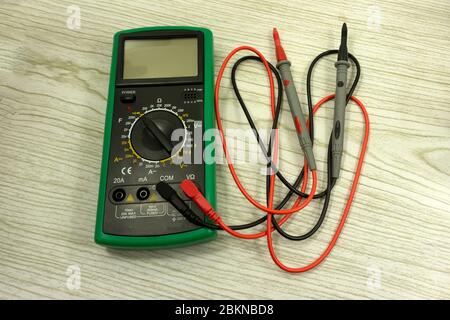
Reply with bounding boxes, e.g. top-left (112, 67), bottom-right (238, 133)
top-left (129, 109), bottom-right (186, 162)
